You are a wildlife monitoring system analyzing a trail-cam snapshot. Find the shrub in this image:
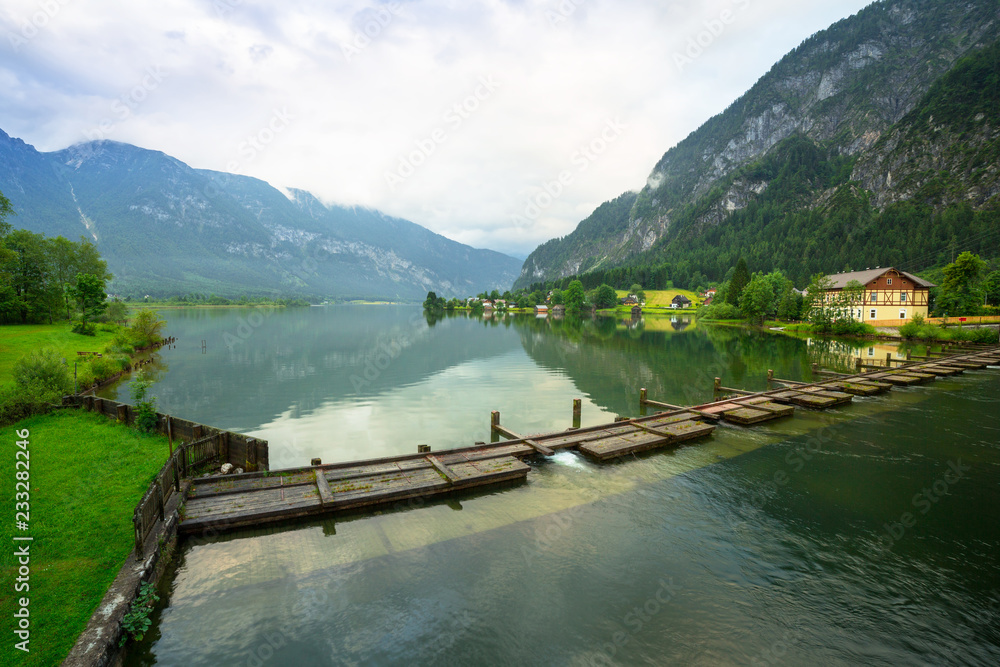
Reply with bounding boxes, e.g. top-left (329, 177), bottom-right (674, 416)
top-left (119, 582), bottom-right (160, 646)
top-left (71, 319), bottom-right (96, 336)
top-left (13, 348), bottom-right (73, 395)
top-left (1, 349), bottom-right (73, 424)
top-left (696, 302), bottom-right (742, 320)
top-left (129, 309), bottom-right (166, 348)
top-left (831, 320), bottom-right (877, 336)
top-left (130, 371), bottom-right (159, 433)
